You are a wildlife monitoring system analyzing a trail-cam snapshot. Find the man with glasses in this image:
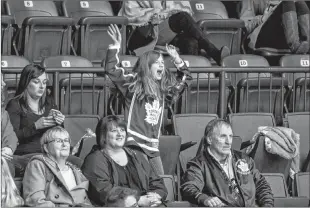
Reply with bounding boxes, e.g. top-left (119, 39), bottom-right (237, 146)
top-left (181, 119), bottom-right (274, 207)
